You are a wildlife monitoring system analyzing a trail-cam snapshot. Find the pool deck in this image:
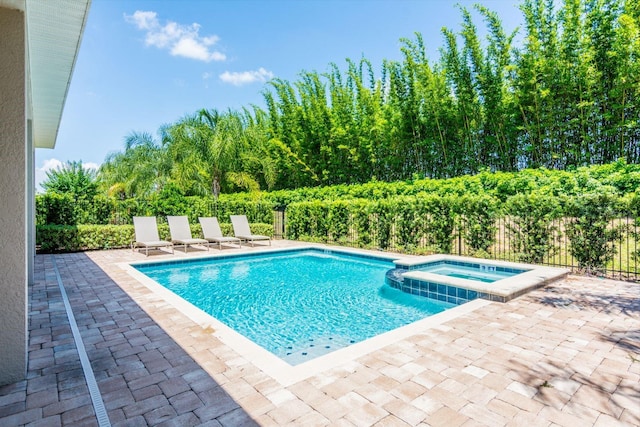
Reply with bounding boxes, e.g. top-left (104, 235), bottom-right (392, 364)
top-left (1, 240), bottom-right (638, 426)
